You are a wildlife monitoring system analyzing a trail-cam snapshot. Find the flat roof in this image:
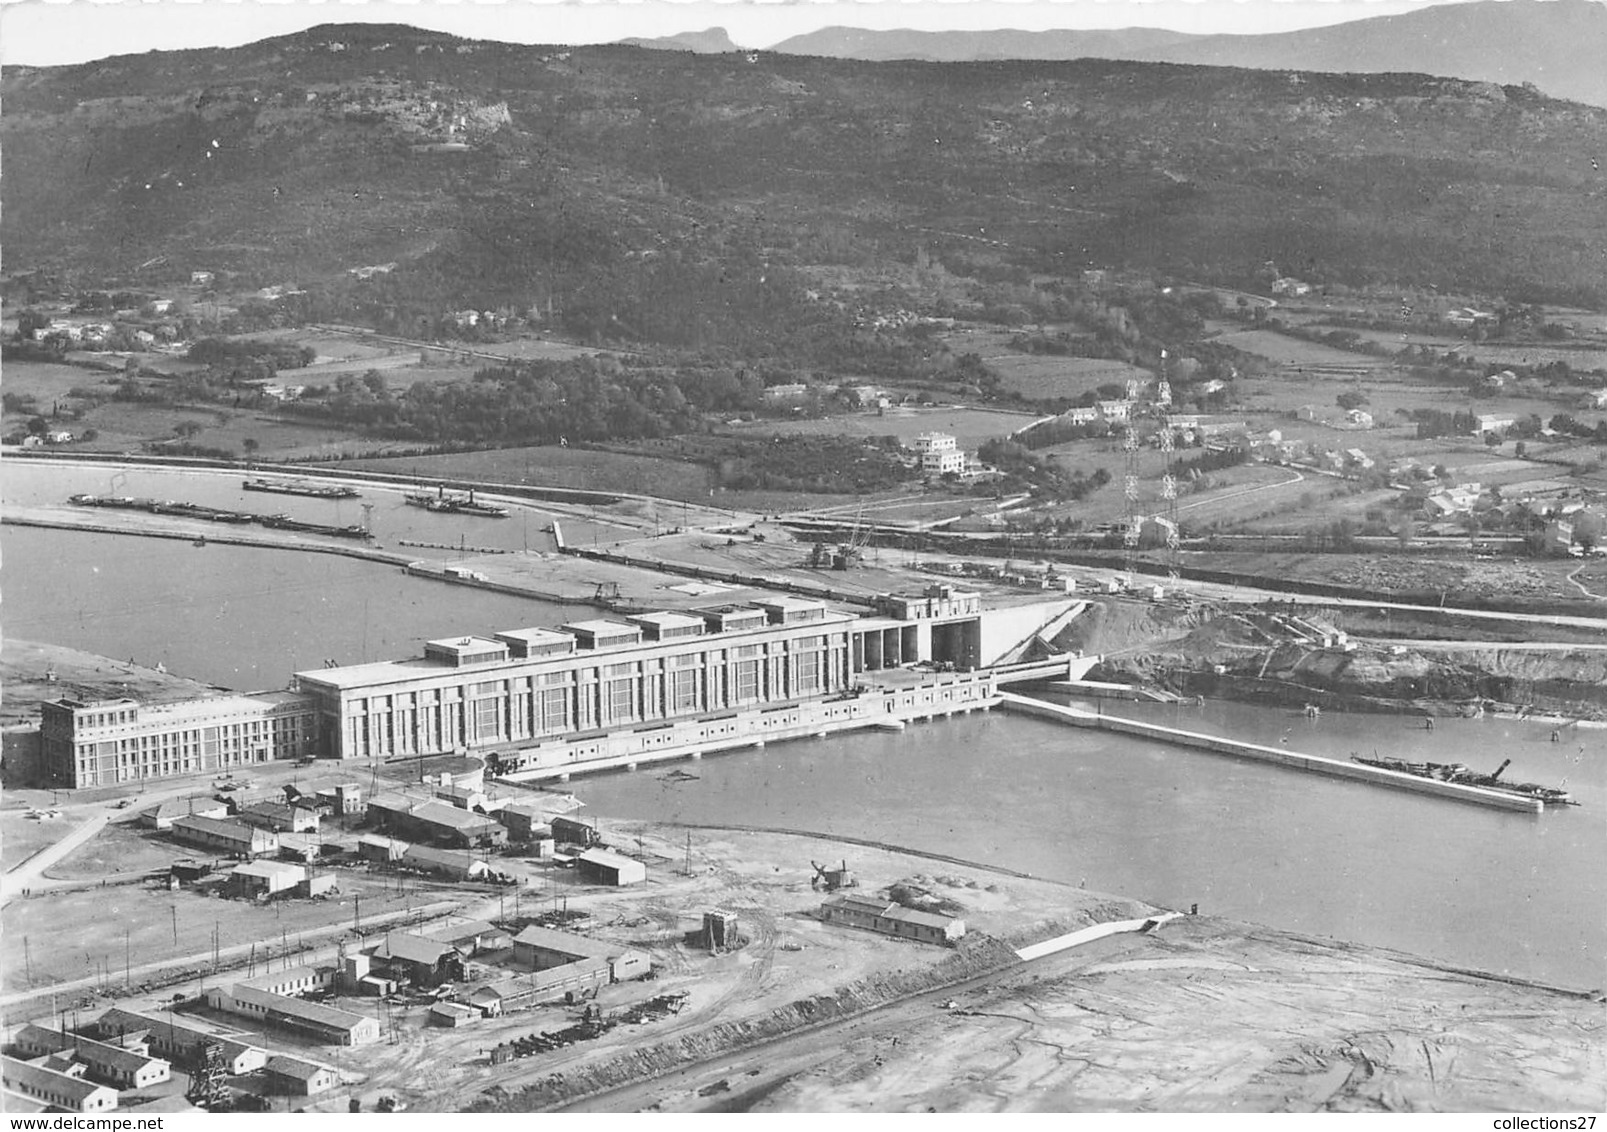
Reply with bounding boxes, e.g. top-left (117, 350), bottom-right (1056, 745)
top-left (561, 619), bottom-right (641, 637)
top-left (425, 636), bottom-right (506, 653)
top-left (751, 596), bottom-right (822, 612)
top-left (494, 627), bottom-right (575, 645)
top-left (628, 611), bottom-right (705, 630)
top-left (297, 608), bottom-right (857, 692)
